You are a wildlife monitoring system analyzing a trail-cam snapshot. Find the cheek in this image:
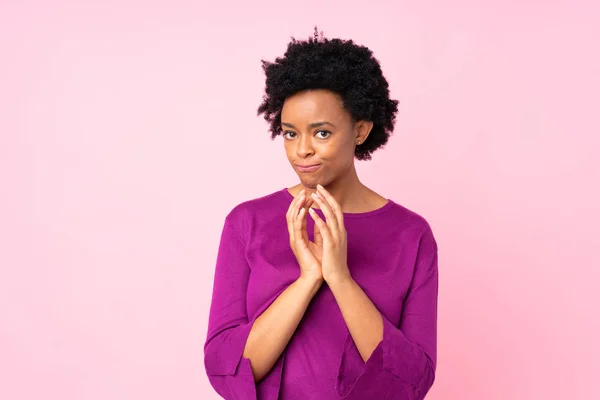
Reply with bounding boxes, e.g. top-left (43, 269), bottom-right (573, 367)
top-left (283, 142), bottom-right (294, 158)
top-left (322, 141), bottom-right (355, 164)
